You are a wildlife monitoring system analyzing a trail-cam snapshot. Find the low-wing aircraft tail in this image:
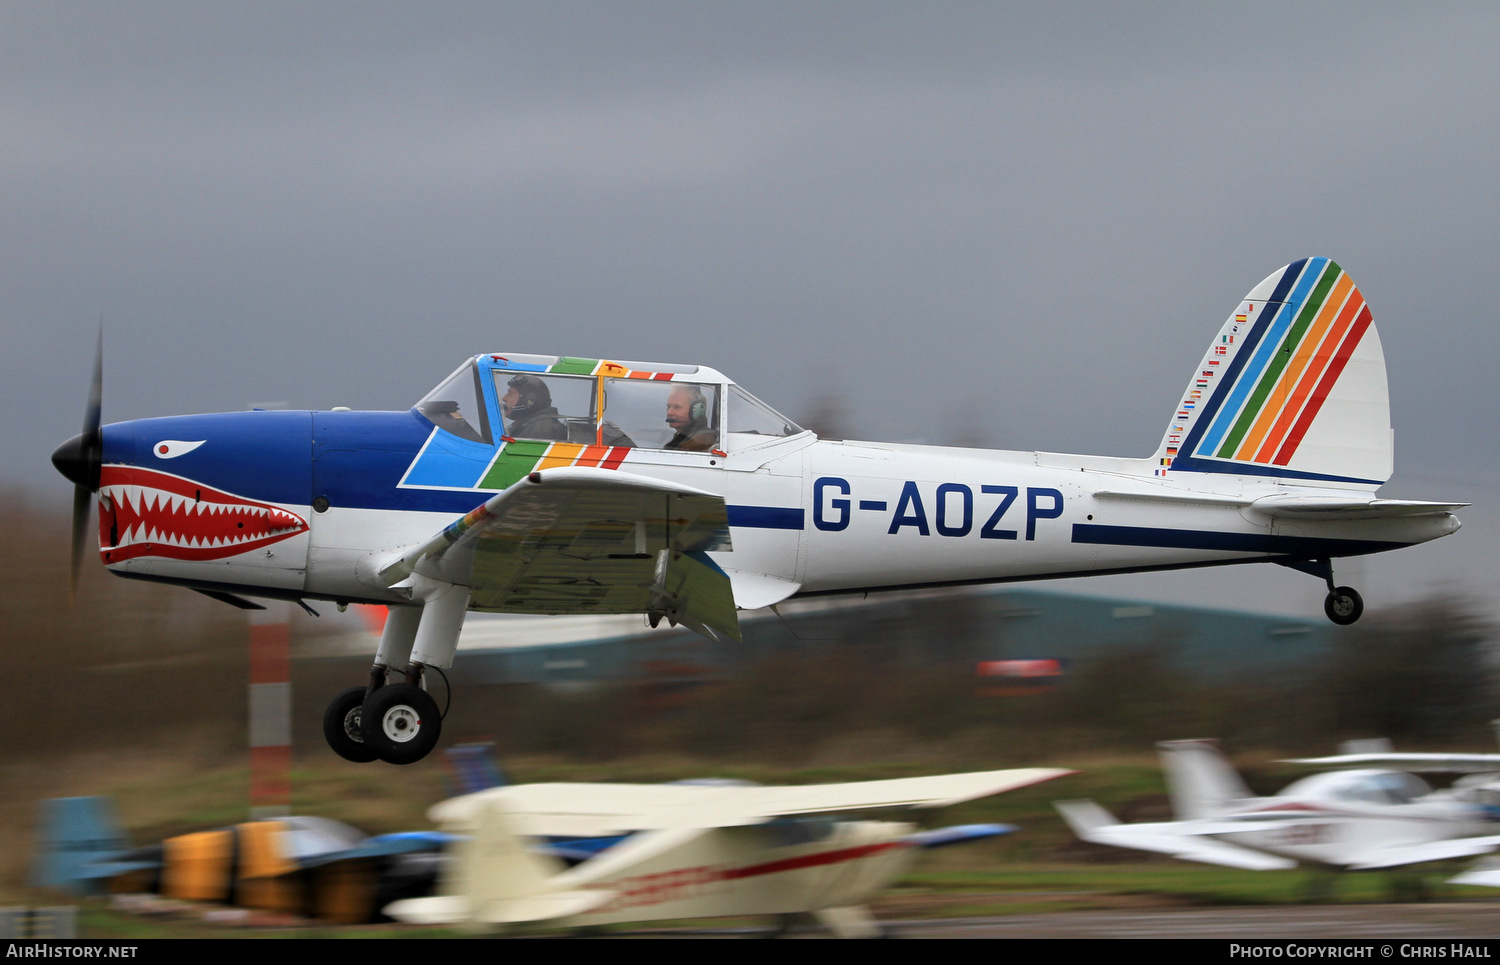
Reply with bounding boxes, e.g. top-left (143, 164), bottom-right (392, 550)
top-left (1155, 258), bottom-right (1391, 489)
top-left (1159, 740), bottom-right (1255, 819)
